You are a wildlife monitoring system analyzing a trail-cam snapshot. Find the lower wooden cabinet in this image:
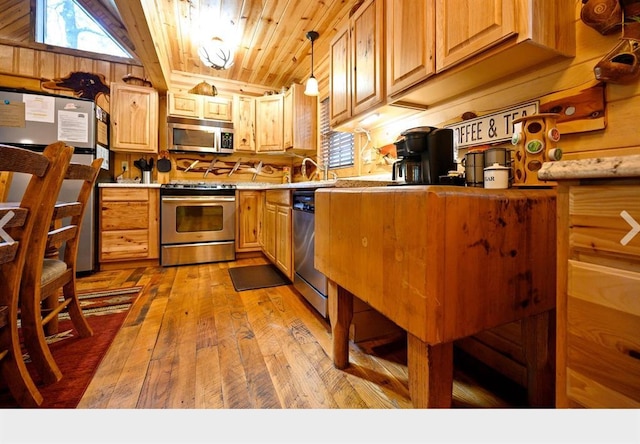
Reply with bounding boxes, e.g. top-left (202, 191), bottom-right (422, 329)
top-left (263, 190), bottom-right (292, 279)
top-left (236, 190), bottom-right (262, 252)
top-left (556, 177), bottom-right (640, 408)
top-left (99, 187), bottom-right (159, 266)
